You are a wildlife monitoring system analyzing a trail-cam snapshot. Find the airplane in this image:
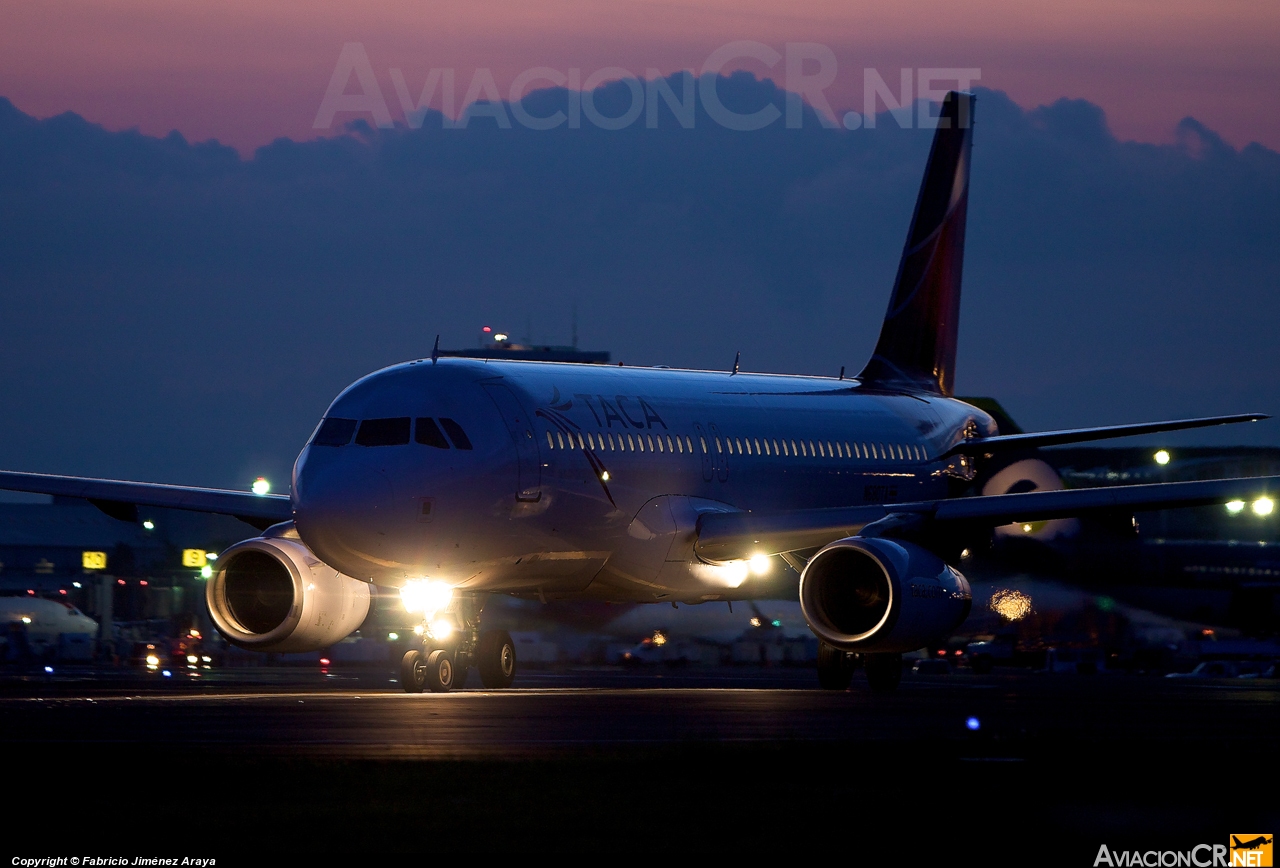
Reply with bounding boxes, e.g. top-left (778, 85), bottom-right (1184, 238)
top-left (1231, 836), bottom-right (1272, 851)
top-left (1, 595), bottom-right (99, 660)
top-left (0, 91), bottom-right (1275, 694)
